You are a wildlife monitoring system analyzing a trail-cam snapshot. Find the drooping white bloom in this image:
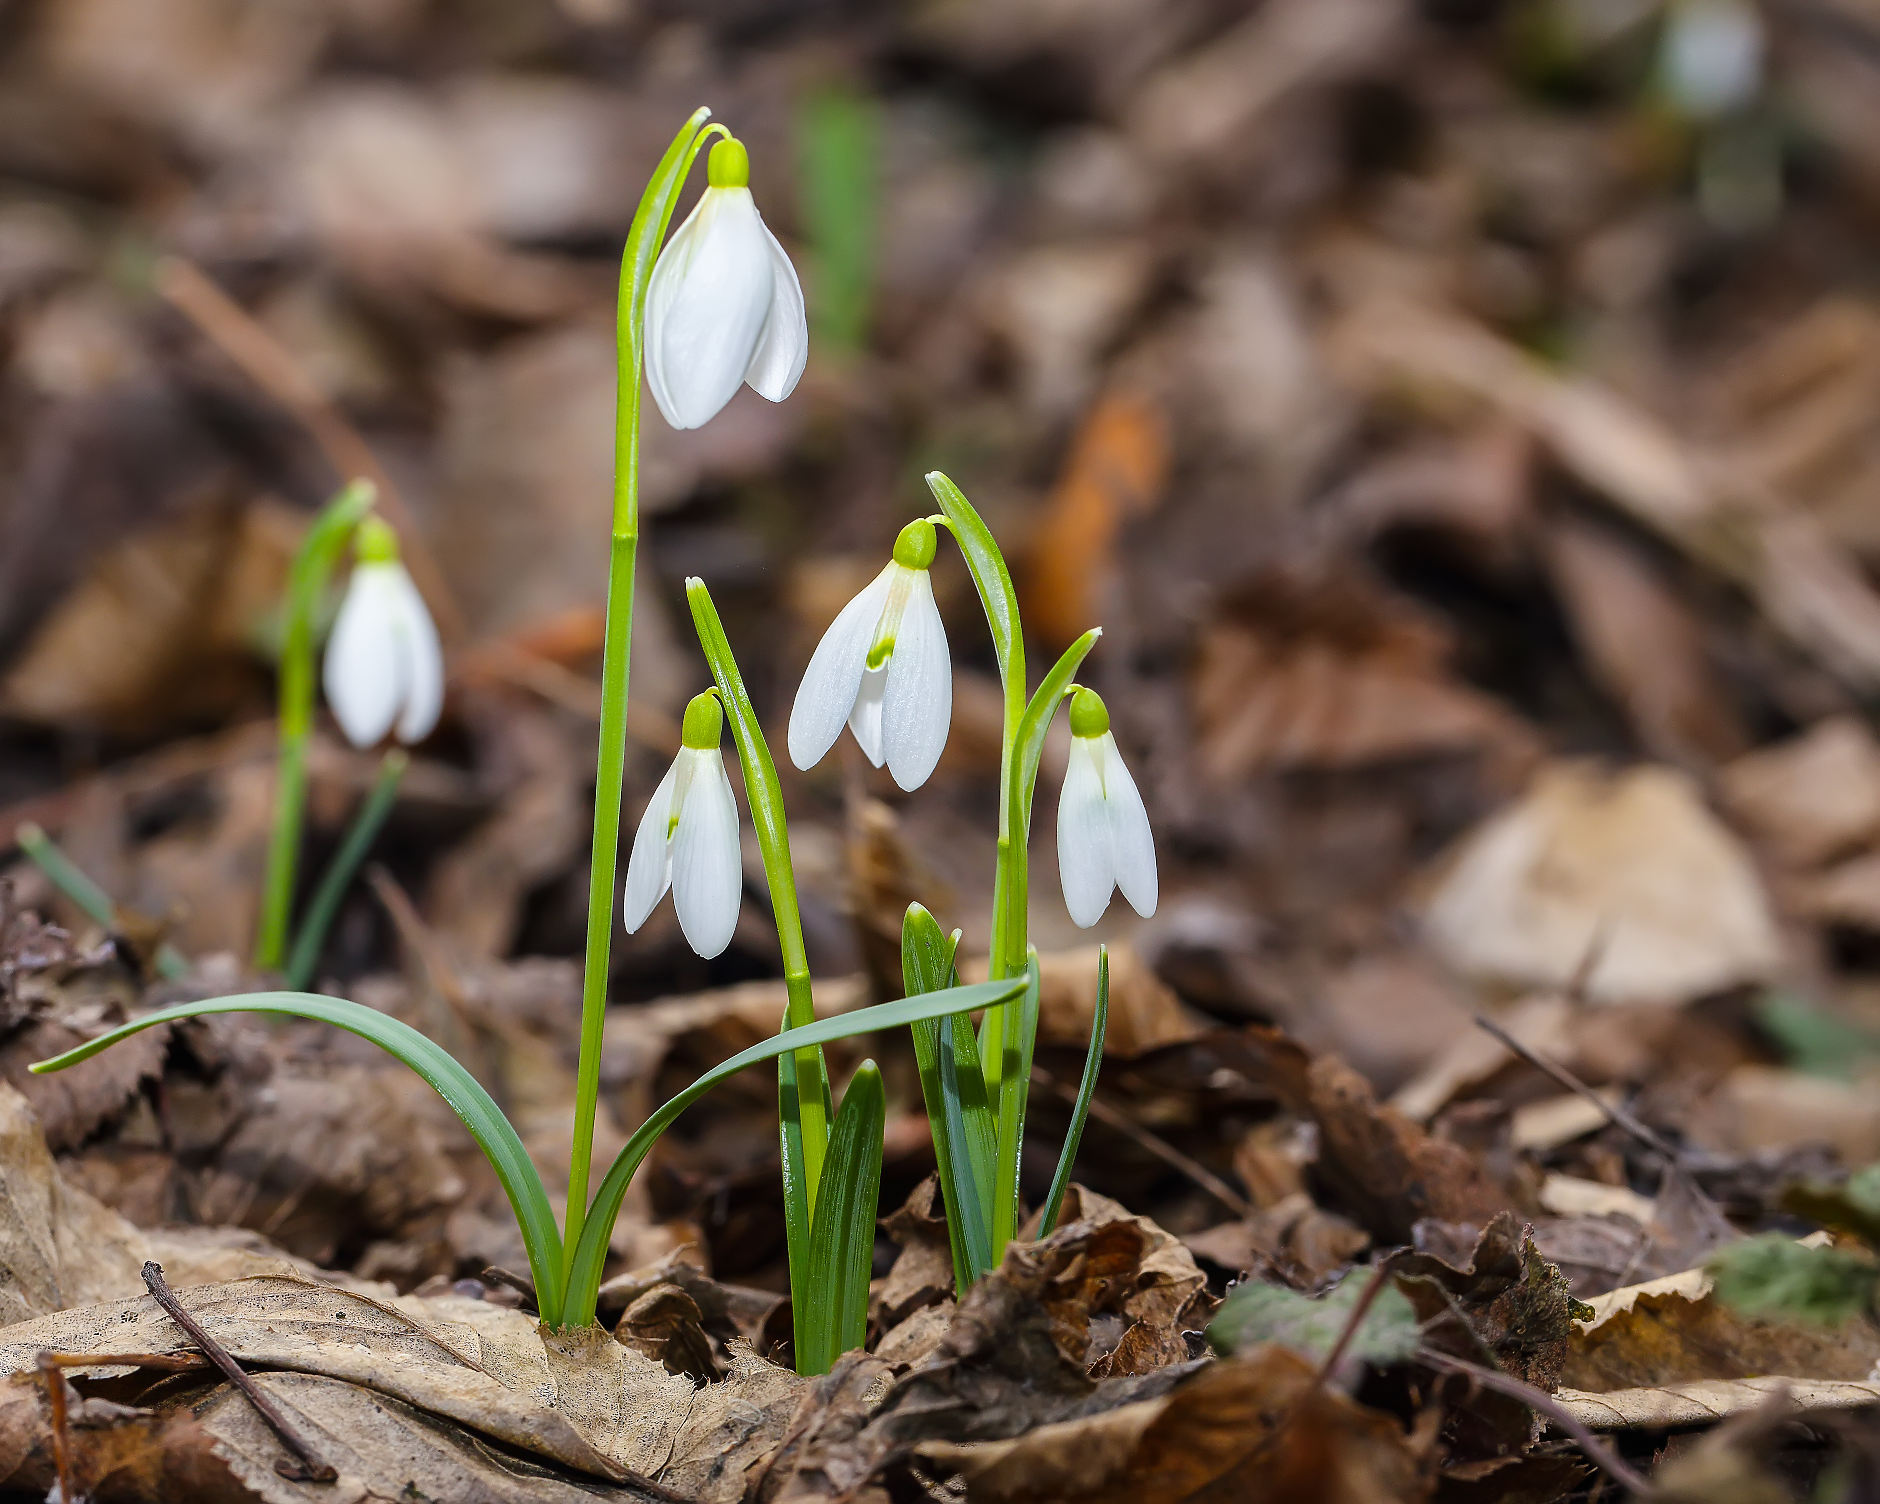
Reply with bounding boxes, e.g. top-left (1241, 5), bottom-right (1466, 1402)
top-left (787, 519), bottom-right (951, 792)
top-left (645, 135), bottom-right (807, 431)
top-left (323, 517), bottom-right (443, 748)
top-left (1662, 0), bottom-right (1763, 119)
top-left (1057, 688), bottom-right (1157, 929)
top-left (624, 692), bottom-right (743, 959)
